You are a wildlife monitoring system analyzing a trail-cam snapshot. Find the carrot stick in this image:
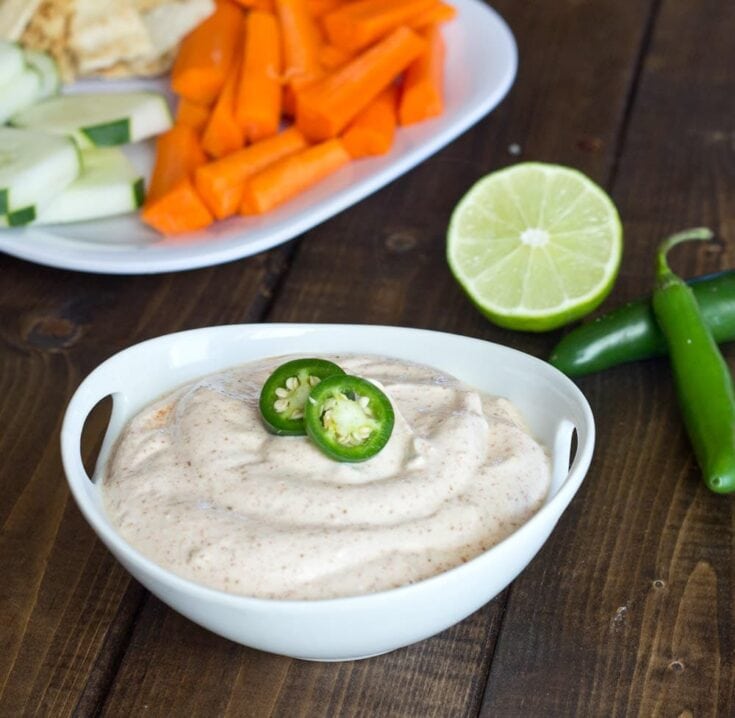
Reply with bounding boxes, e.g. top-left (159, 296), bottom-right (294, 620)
top-left (319, 44), bottom-right (354, 69)
top-left (171, 0), bottom-right (243, 105)
top-left (236, 10), bottom-right (282, 142)
top-left (176, 98), bottom-right (211, 133)
top-left (306, 0), bottom-right (344, 17)
top-left (323, 0), bottom-right (437, 53)
top-left (232, 0), bottom-right (274, 9)
top-left (412, 1), bottom-right (457, 28)
top-left (202, 51), bottom-right (245, 158)
top-left (342, 84), bottom-right (397, 158)
top-left (142, 126), bottom-right (213, 235)
top-left (195, 127), bottom-right (307, 219)
top-left (399, 24), bottom-right (444, 125)
top-left (241, 138), bottom-right (351, 214)
top-left (276, 0), bottom-right (324, 109)
top-left (296, 26), bottom-right (425, 141)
